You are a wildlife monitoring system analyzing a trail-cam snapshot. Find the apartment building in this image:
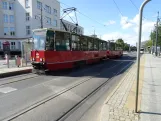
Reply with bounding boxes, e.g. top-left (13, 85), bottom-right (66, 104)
top-left (0, 0), bottom-right (60, 53)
